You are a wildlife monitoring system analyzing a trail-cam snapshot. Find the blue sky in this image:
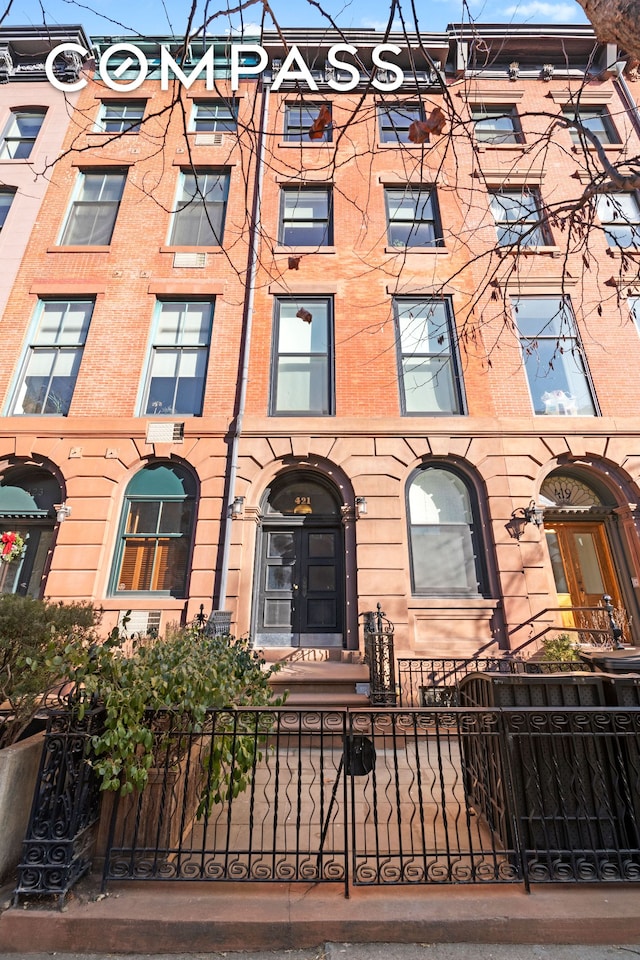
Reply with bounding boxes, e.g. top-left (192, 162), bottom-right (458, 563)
top-left (4, 0), bottom-right (588, 39)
